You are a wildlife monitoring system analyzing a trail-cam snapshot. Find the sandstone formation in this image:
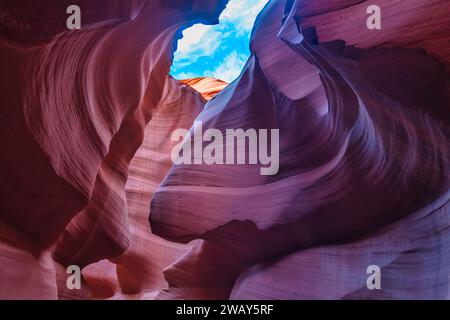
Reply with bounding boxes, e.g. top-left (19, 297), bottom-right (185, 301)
top-left (0, 0), bottom-right (448, 300)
